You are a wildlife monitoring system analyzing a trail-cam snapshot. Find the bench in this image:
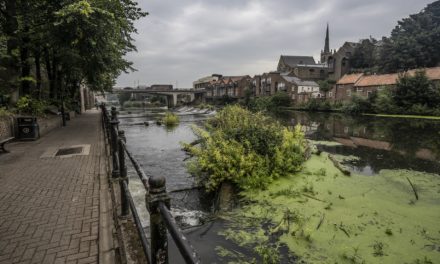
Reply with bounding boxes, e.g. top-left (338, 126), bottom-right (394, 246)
top-left (0, 137), bottom-right (14, 153)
